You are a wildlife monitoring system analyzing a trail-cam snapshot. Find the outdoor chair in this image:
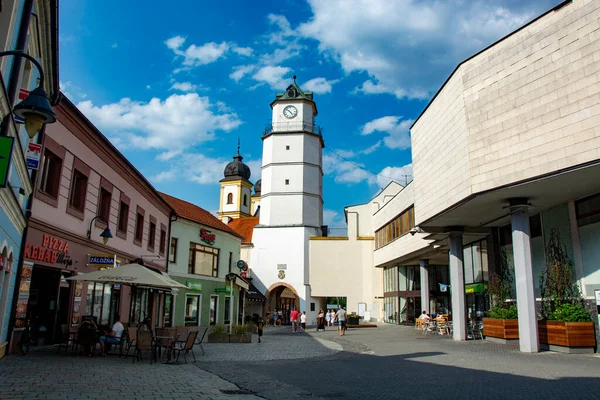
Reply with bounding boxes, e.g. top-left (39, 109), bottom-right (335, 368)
top-left (167, 330), bottom-right (198, 364)
top-left (195, 327), bottom-right (208, 355)
top-left (175, 326), bottom-right (188, 342)
top-left (74, 328), bottom-right (97, 356)
top-left (132, 330), bottom-right (153, 364)
top-left (57, 324), bottom-right (76, 355)
top-left (123, 327), bottom-right (138, 358)
top-left (470, 322), bottom-right (484, 340)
